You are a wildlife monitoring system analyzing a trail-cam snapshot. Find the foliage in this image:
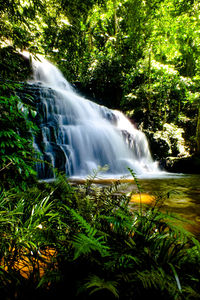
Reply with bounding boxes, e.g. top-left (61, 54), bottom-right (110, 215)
top-left (1, 1), bottom-right (200, 296)
top-left (1, 0), bottom-right (200, 153)
top-left (0, 81), bottom-right (38, 190)
top-left (153, 123), bottom-right (188, 156)
top-left (123, 59), bottom-right (194, 125)
top-left (0, 46), bottom-right (31, 81)
top-left (0, 173), bottom-right (200, 299)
